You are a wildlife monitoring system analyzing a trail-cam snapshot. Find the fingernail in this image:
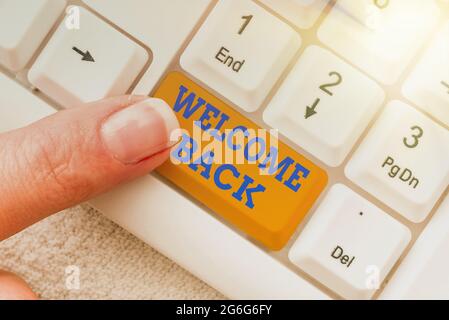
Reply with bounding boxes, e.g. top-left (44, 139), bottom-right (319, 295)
top-left (101, 98), bottom-right (180, 164)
